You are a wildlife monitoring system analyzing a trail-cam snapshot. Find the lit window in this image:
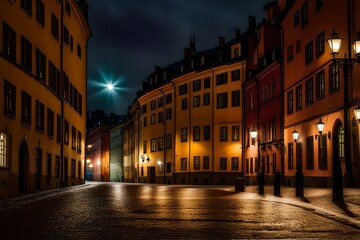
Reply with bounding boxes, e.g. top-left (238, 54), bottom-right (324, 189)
top-left (0, 133), bottom-right (8, 167)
